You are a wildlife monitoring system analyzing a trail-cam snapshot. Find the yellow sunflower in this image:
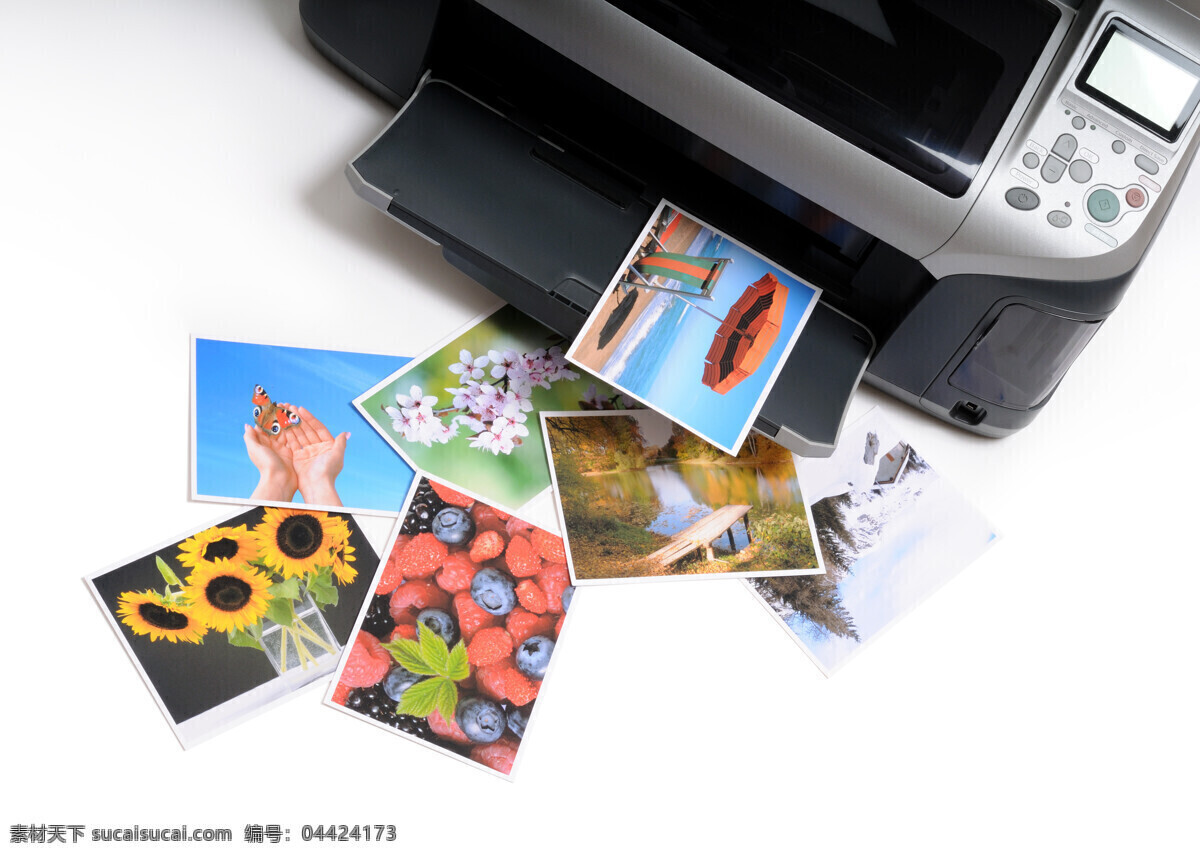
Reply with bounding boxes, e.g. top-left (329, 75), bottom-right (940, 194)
top-left (328, 532), bottom-right (358, 585)
top-left (252, 508), bottom-right (345, 579)
top-left (116, 591), bottom-right (207, 644)
top-left (182, 559), bottom-right (273, 633)
top-left (176, 524), bottom-right (258, 572)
